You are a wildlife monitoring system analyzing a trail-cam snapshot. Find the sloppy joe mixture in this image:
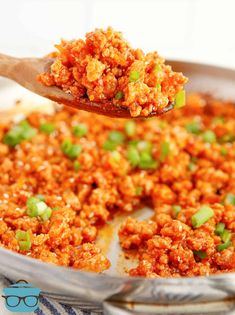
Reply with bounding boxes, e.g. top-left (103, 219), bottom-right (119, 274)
top-left (38, 27), bottom-right (188, 117)
top-left (0, 93), bottom-right (235, 277)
